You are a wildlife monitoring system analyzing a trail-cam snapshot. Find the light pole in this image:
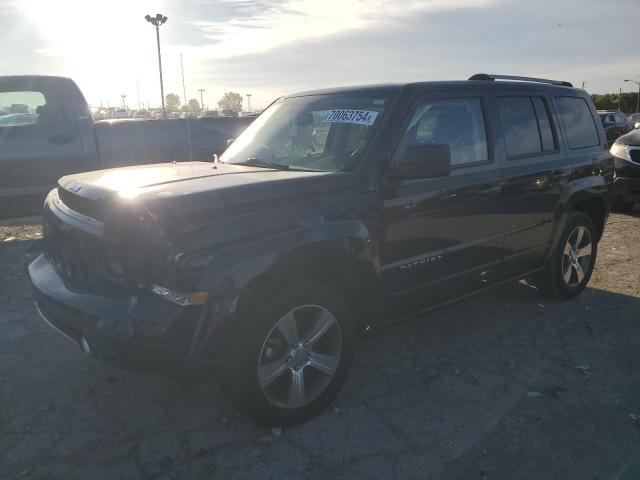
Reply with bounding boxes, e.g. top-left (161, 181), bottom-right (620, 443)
top-left (198, 89), bottom-right (205, 111)
top-left (624, 79), bottom-right (640, 114)
top-left (121, 94), bottom-right (127, 109)
top-left (145, 13), bottom-right (168, 118)
top-left (246, 93), bottom-right (252, 112)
